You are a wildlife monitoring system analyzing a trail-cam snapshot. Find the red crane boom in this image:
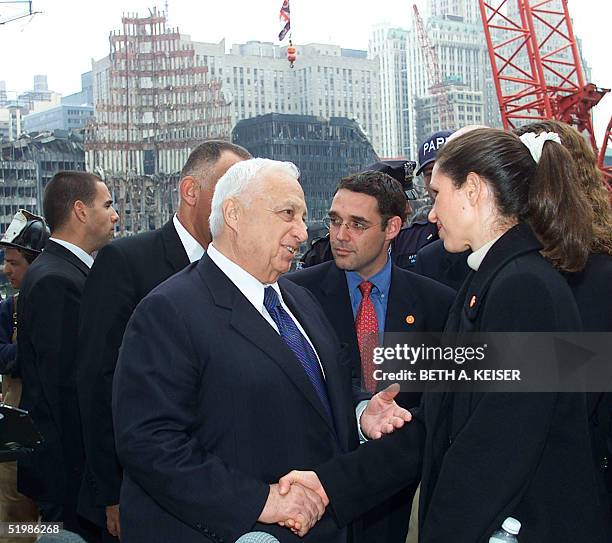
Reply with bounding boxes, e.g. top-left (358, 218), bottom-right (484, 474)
top-left (478, 0), bottom-right (611, 189)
